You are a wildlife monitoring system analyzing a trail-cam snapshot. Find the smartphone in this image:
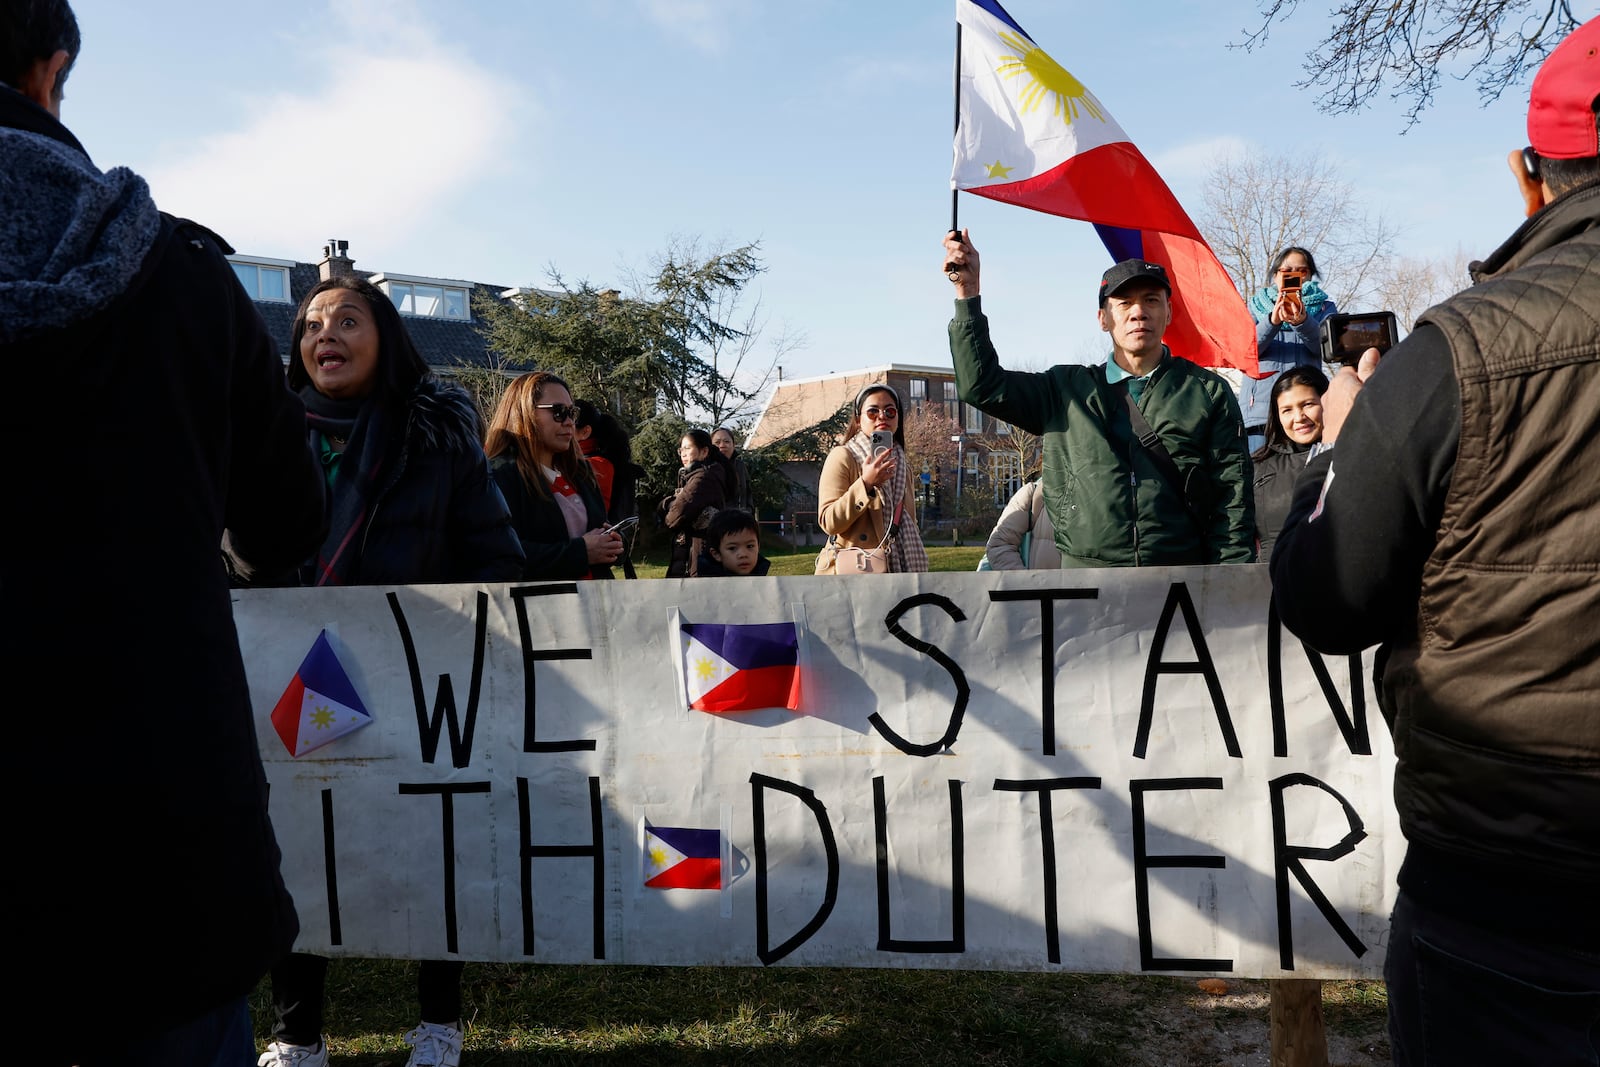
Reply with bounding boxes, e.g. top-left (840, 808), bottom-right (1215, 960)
top-left (870, 430), bottom-right (894, 457)
top-left (1280, 275), bottom-right (1303, 292)
top-left (1319, 311), bottom-right (1400, 365)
